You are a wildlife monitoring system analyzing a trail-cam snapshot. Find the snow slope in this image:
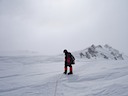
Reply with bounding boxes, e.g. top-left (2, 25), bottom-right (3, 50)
top-left (0, 56), bottom-right (128, 96)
